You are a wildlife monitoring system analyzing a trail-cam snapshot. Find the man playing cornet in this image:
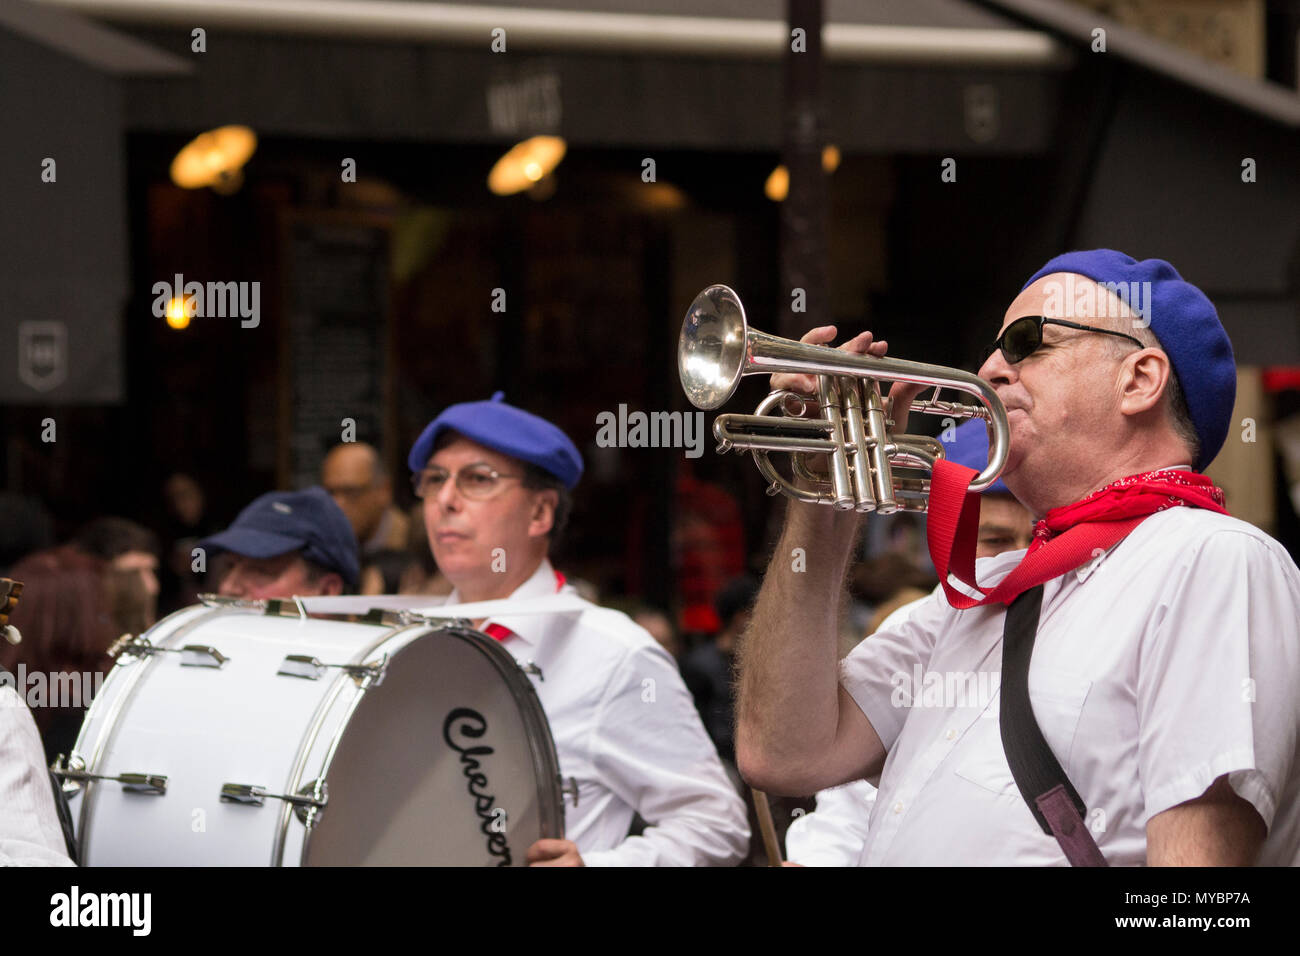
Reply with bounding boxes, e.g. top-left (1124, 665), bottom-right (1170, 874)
top-left (736, 250), bottom-right (1300, 865)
